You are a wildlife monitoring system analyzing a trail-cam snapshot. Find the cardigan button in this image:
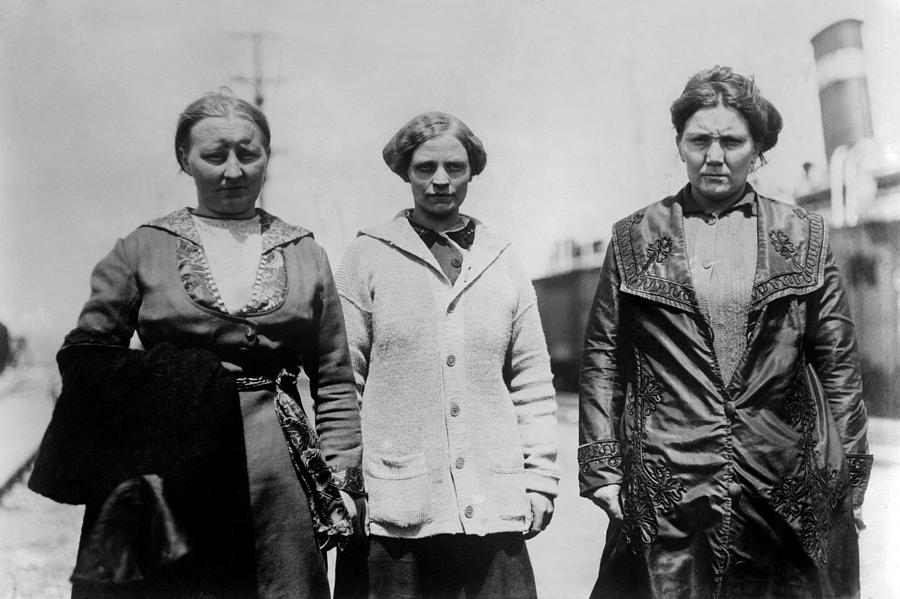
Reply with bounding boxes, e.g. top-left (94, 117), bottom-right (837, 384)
top-left (451, 258), bottom-right (463, 268)
top-left (455, 457), bottom-right (465, 469)
top-left (450, 404), bottom-right (461, 417)
top-left (728, 483), bottom-right (742, 499)
top-left (245, 327), bottom-right (257, 340)
top-left (446, 354), bottom-right (456, 367)
top-left (464, 505), bottom-right (474, 518)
